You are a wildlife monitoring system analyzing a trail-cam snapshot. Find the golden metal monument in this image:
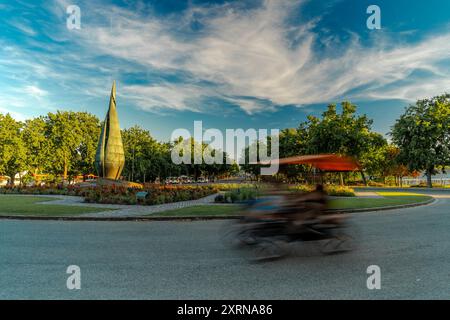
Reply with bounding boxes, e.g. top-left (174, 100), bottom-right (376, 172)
top-left (95, 81), bottom-right (126, 180)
